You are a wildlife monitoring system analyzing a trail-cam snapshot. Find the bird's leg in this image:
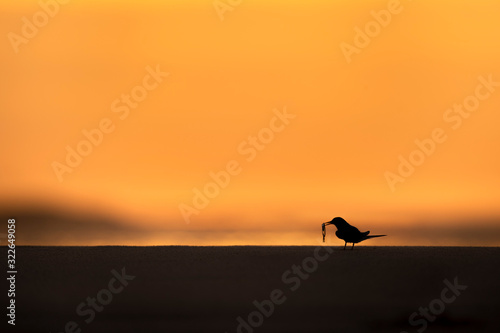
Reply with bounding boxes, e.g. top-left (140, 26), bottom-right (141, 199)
top-left (343, 241), bottom-right (346, 250)
top-left (351, 243), bottom-right (355, 250)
